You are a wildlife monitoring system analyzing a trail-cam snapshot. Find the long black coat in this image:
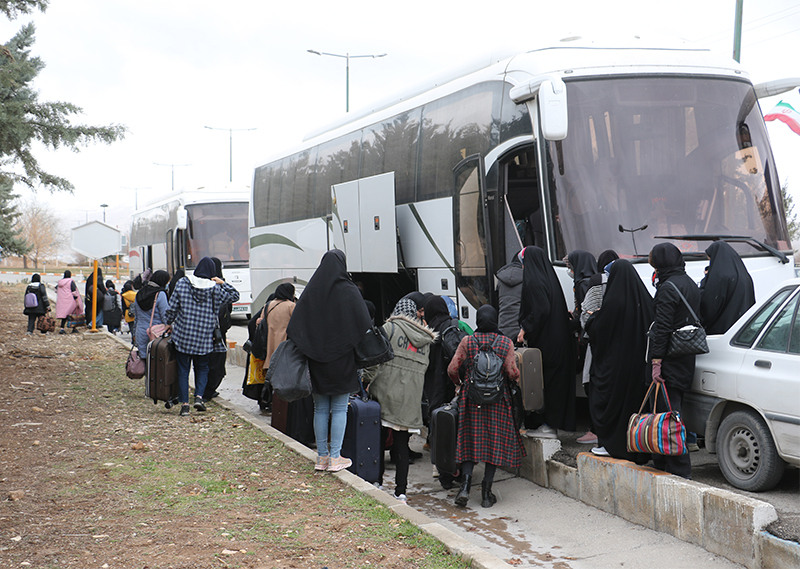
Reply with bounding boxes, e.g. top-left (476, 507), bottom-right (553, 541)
top-left (699, 241), bottom-right (755, 335)
top-left (23, 282), bottom-right (50, 316)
